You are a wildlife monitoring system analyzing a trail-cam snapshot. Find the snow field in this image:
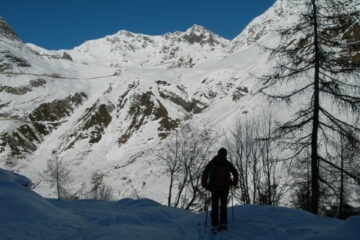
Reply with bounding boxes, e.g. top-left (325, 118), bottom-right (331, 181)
top-left (1, 169), bottom-right (359, 240)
